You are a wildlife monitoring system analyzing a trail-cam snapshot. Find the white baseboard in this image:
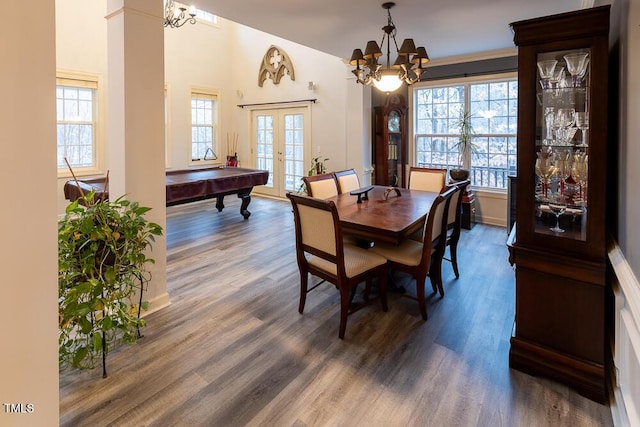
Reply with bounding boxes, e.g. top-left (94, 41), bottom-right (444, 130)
top-left (608, 240), bottom-right (640, 427)
top-left (475, 214), bottom-right (507, 227)
top-left (141, 292), bottom-right (171, 317)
